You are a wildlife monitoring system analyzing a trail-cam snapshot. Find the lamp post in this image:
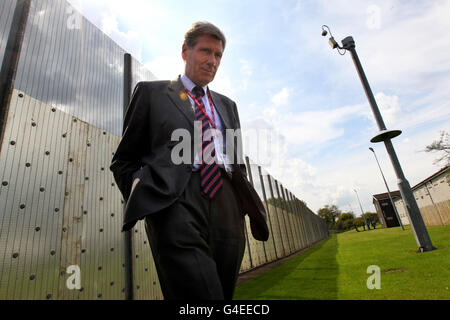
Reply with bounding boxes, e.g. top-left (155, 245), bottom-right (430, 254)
top-left (369, 147), bottom-right (405, 230)
top-left (354, 189), bottom-right (370, 230)
top-left (322, 25), bottom-right (435, 252)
